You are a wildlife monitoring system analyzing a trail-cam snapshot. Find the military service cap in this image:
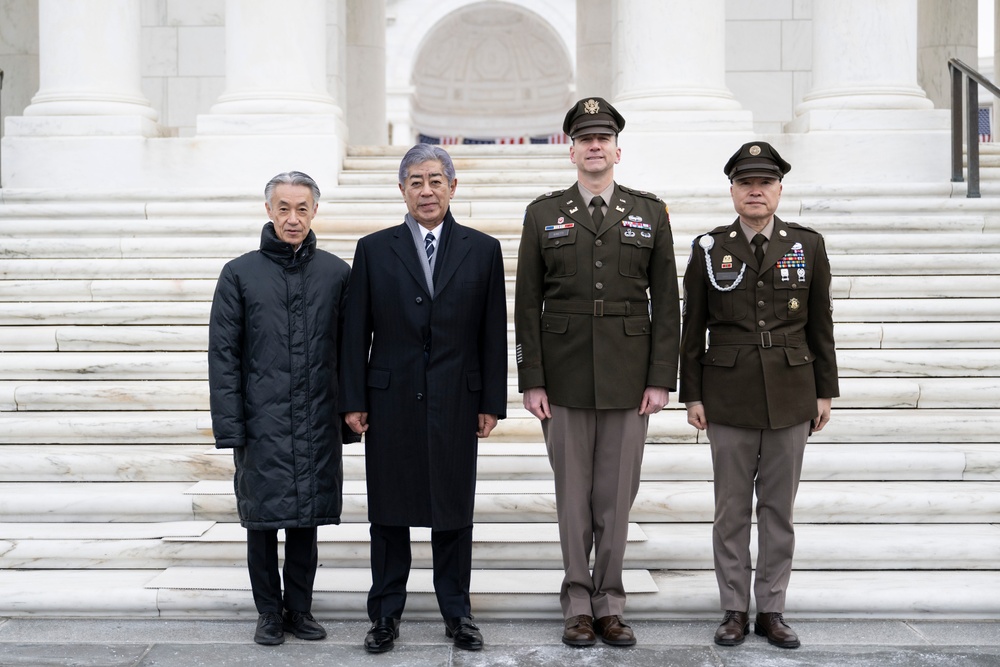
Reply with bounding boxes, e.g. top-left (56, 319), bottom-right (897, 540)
top-left (563, 97), bottom-right (625, 138)
top-left (724, 141), bottom-right (791, 181)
